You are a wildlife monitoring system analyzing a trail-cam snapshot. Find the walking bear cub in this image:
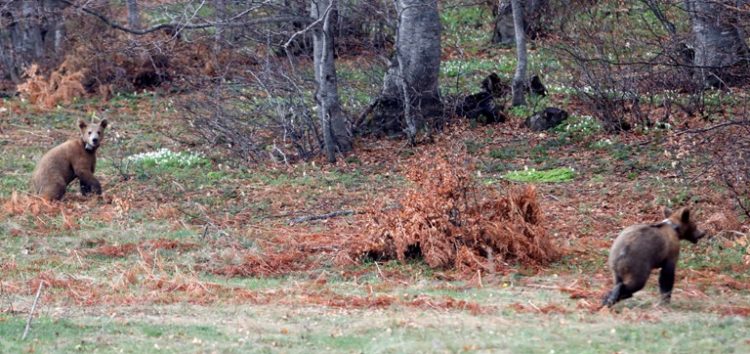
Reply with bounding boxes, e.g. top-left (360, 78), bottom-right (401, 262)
top-left (603, 207), bottom-right (706, 307)
top-left (31, 118), bottom-right (108, 201)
